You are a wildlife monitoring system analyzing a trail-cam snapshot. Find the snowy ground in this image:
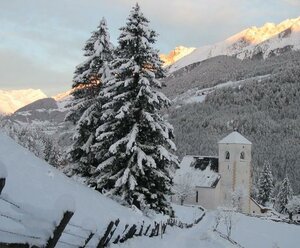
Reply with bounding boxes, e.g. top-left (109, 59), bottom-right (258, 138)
top-left (1, 131), bottom-right (300, 247)
top-left (0, 132), bottom-right (146, 246)
top-left (115, 210), bottom-right (300, 248)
